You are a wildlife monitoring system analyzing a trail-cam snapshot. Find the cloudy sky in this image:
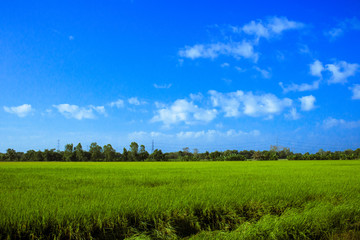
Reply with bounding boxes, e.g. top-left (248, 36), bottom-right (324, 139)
top-left (1, 0), bottom-right (360, 153)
